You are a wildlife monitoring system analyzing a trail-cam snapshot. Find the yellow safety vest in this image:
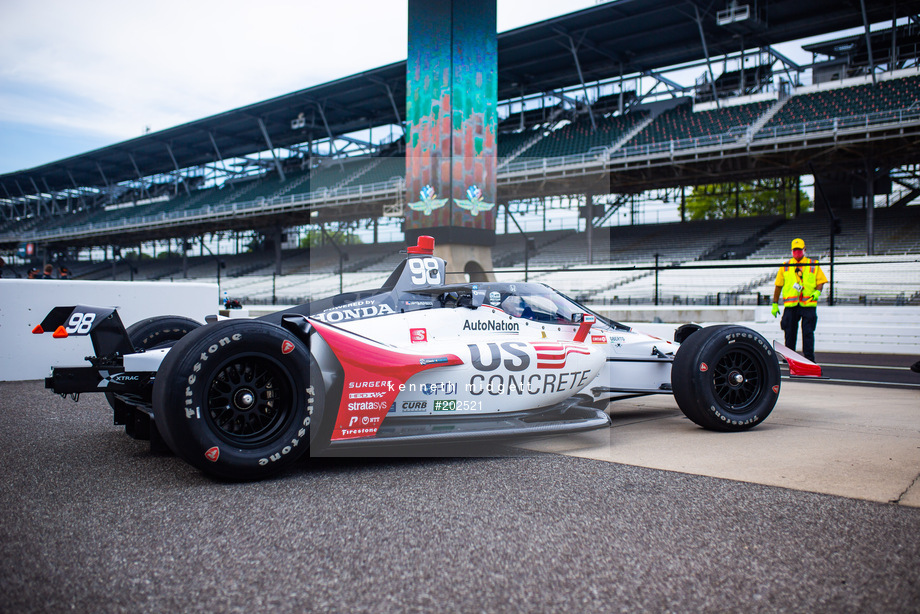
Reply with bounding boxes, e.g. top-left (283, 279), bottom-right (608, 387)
top-left (781, 258), bottom-right (819, 307)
